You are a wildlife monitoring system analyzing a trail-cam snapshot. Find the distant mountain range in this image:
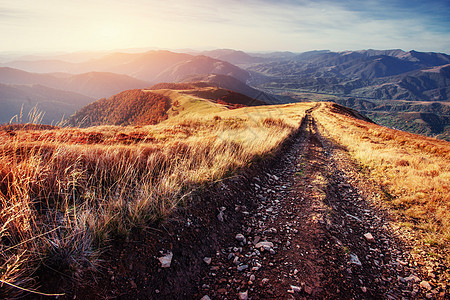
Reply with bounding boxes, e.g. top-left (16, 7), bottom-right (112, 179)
top-left (0, 51), bottom-right (252, 124)
top-left (1, 48), bottom-right (450, 140)
top-left (238, 49), bottom-right (450, 101)
top-left (8, 48), bottom-right (449, 103)
top-left (1, 51), bottom-right (249, 83)
top-left (4, 49), bottom-right (449, 102)
top-left (0, 83), bottom-right (92, 124)
top-left (0, 67), bottom-right (150, 98)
